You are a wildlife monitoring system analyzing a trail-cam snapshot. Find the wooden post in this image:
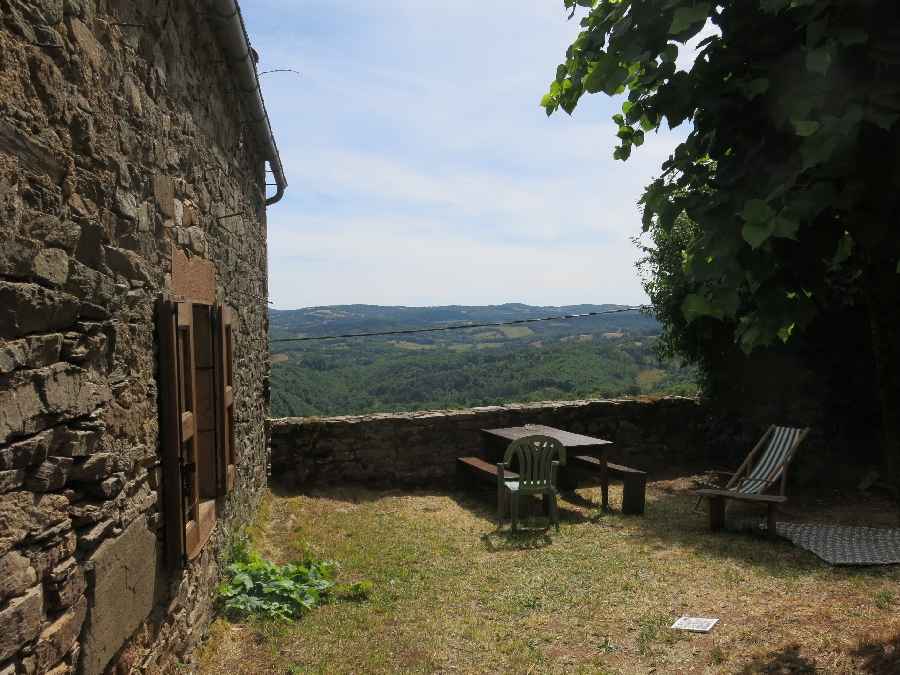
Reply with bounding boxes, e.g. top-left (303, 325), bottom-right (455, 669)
top-left (707, 495), bottom-right (726, 532)
top-left (621, 473), bottom-right (647, 515)
top-left (599, 456), bottom-right (609, 511)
